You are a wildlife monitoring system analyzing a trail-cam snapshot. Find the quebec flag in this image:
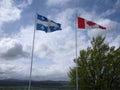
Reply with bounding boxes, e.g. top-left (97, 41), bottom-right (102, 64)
top-left (36, 14), bottom-right (62, 33)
